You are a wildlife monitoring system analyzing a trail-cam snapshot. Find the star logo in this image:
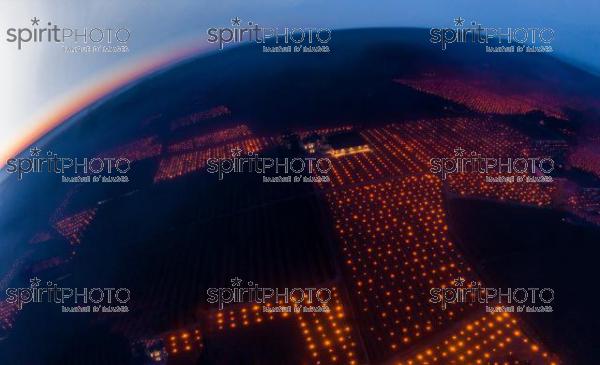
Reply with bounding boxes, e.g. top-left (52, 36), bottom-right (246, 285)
top-left (30, 147), bottom-right (41, 156)
top-left (31, 17), bottom-right (40, 26)
top-left (454, 147), bottom-right (465, 157)
top-left (454, 17), bottom-right (465, 27)
top-left (230, 277), bottom-right (242, 287)
top-left (231, 147), bottom-right (242, 157)
top-left (30, 277), bottom-right (41, 287)
top-left (453, 277), bottom-right (466, 286)
top-left (231, 17), bottom-right (241, 26)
